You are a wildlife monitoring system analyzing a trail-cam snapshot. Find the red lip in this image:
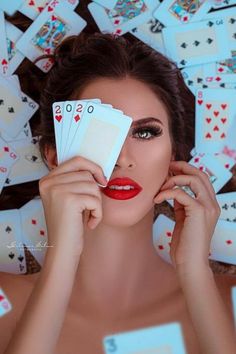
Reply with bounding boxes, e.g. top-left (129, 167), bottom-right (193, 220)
top-left (101, 177), bottom-right (142, 200)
